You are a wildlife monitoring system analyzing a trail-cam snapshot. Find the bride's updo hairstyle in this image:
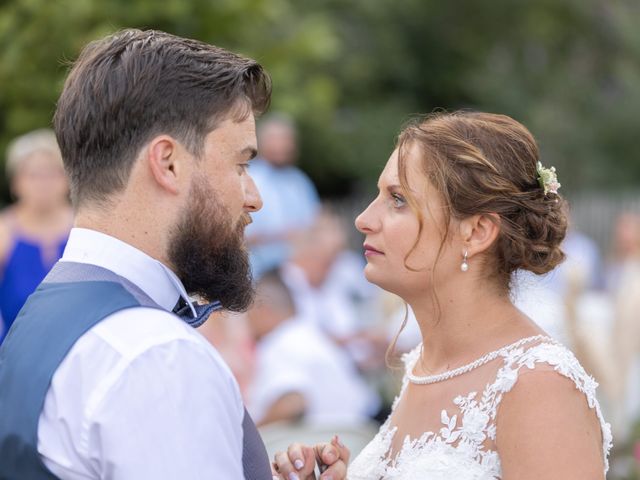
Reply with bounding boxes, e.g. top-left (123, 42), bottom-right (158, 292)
top-left (396, 111), bottom-right (568, 290)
